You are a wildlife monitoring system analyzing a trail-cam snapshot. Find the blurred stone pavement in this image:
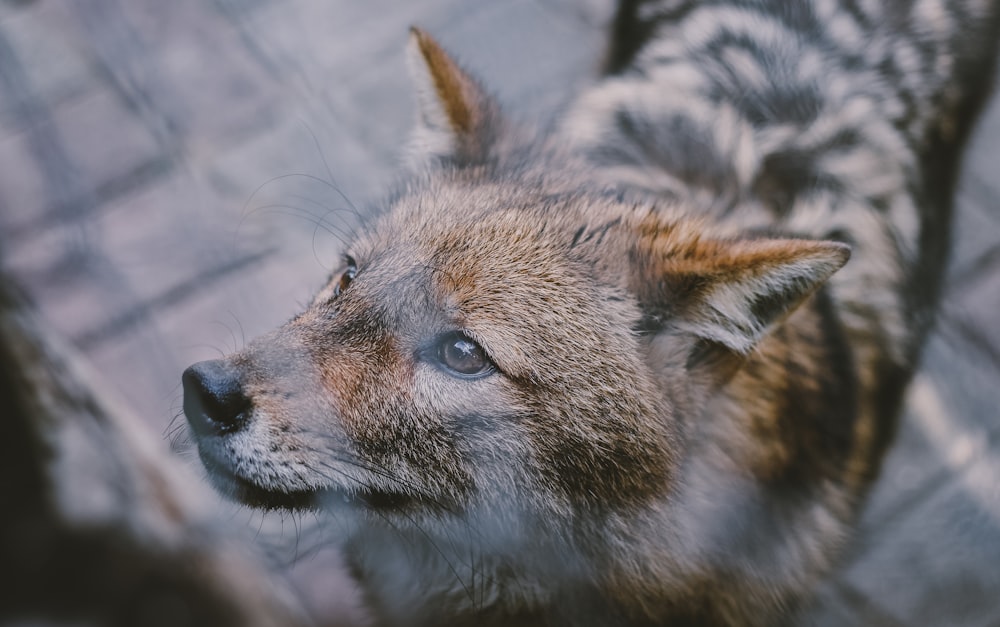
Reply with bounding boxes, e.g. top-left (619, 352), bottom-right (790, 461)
top-left (0, 0), bottom-right (998, 624)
